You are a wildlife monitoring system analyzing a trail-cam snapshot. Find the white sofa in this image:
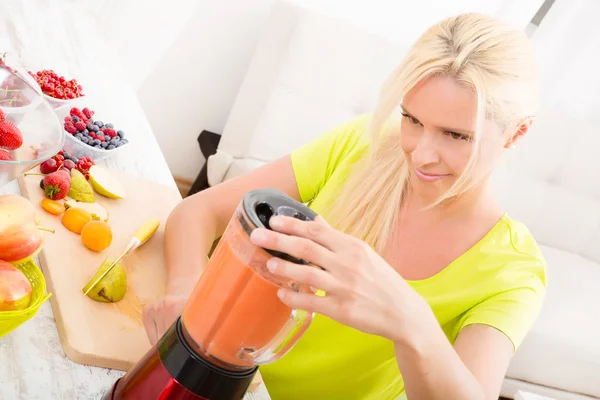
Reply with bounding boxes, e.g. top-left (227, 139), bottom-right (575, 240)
top-left (208, 1), bottom-right (600, 399)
